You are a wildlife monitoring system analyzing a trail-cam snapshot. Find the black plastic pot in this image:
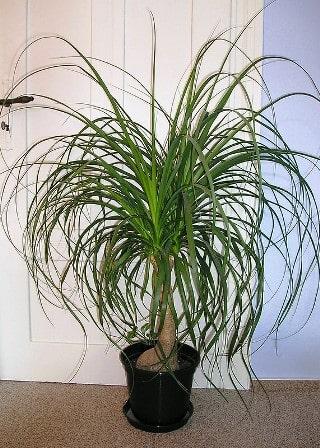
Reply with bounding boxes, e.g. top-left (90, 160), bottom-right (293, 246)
top-left (120, 341), bottom-right (200, 433)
